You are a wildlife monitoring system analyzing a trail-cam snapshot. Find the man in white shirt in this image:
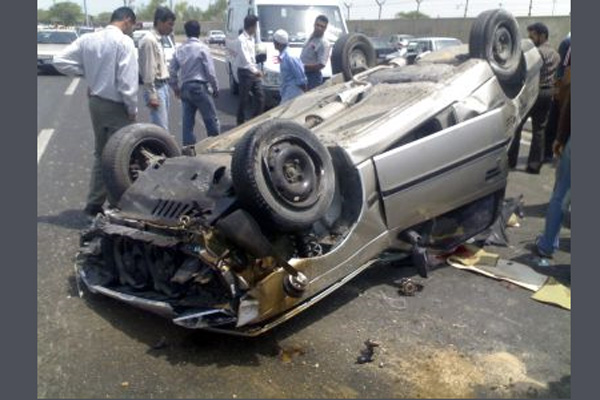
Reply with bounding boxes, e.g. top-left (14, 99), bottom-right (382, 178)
top-left (53, 7), bottom-right (138, 218)
top-left (236, 14), bottom-right (265, 125)
top-left (138, 6), bottom-right (176, 130)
